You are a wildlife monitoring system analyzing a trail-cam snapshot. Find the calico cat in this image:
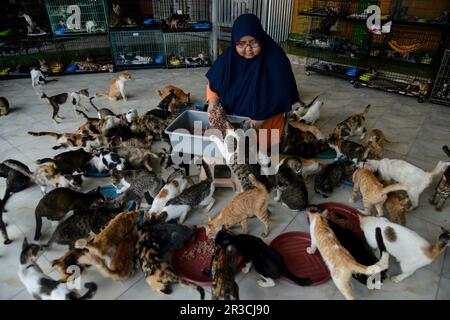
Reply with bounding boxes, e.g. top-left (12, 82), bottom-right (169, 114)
top-left (111, 169), bottom-right (164, 209)
top-left (205, 174), bottom-right (270, 238)
top-left (113, 137), bottom-right (159, 171)
top-left (283, 124), bottom-right (327, 158)
top-left (76, 110), bottom-right (123, 137)
top-left (40, 92), bottom-right (69, 124)
top-left (274, 156), bottom-right (308, 211)
top-left (157, 84), bottom-right (190, 105)
top-left (34, 187), bottom-right (105, 240)
top-left (18, 238), bottom-right (97, 300)
top-left (161, 162), bottom-right (215, 223)
top-left (210, 244), bottom-right (239, 300)
top-left (44, 206), bottom-right (122, 248)
top-left (326, 211), bottom-right (388, 286)
top-left (52, 248), bottom-right (92, 281)
top-left (3, 161), bottom-right (82, 195)
top-left (89, 97), bottom-right (115, 119)
top-left (96, 71), bottom-right (132, 101)
top-left (215, 228), bottom-right (312, 287)
top-left (0, 97), bottom-right (10, 116)
top-left (136, 231), bottom-right (205, 299)
top-left (314, 161), bottom-right (355, 198)
top-left (385, 191), bottom-right (411, 226)
top-left (0, 159), bottom-right (32, 210)
top-left (28, 130), bottom-right (110, 151)
top-left (307, 210), bottom-right (389, 300)
top-left (328, 133), bottom-right (367, 162)
top-left (332, 104), bottom-right (371, 140)
top-left (350, 168), bottom-right (408, 216)
top-left (360, 216), bottom-right (450, 282)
